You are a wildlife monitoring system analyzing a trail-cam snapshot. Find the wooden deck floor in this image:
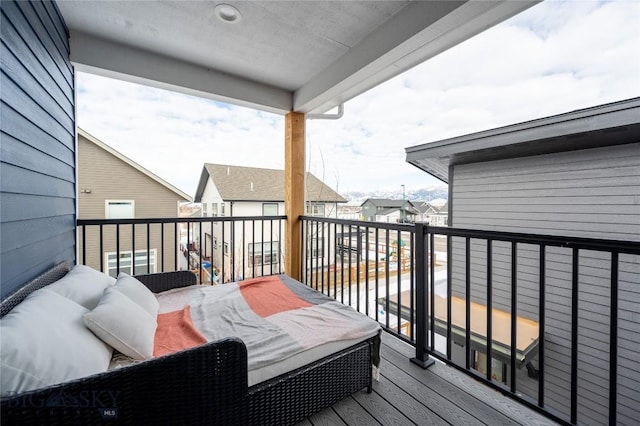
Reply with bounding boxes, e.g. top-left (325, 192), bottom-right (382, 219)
top-left (298, 333), bottom-right (557, 426)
